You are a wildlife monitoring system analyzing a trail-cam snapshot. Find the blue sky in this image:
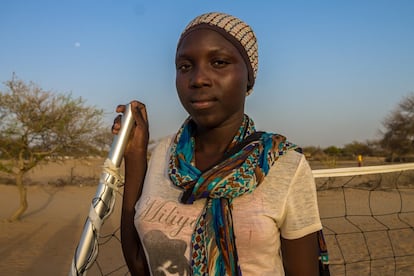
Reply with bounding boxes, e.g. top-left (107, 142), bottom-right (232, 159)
top-left (1, 0), bottom-right (413, 147)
